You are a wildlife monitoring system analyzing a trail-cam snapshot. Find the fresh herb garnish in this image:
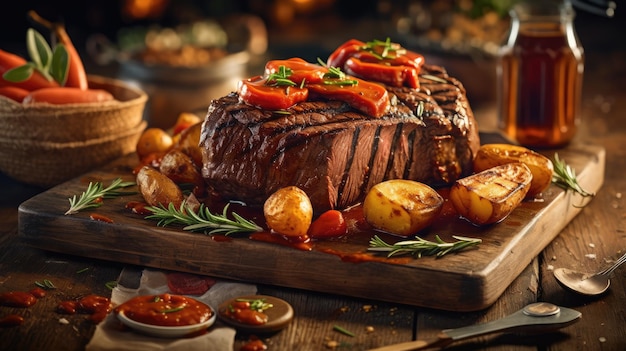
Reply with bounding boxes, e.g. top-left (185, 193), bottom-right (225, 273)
top-left (266, 65), bottom-right (296, 87)
top-left (421, 74), bottom-right (448, 84)
top-left (65, 178), bottom-right (136, 215)
top-left (361, 38), bottom-right (406, 60)
top-left (235, 298), bottom-right (273, 312)
top-left (35, 279), bottom-right (56, 289)
top-left (317, 57), bottom-right (358, 86)
top-left (161, 306), bottom-right (185, 313)
top-left (105, 281), bottom-right (118, 290)
top-left (145, 201), bottom-right (263, 235)
top-left (368, 235), bottom-right (481, 258)
top-left (551, 153), bottom-right (594, 198)
top-left (415, 100), bottom-right (425, 117)
top-left (76, 268), bottom-right (89, 274)
top-left (333, 325), bottom-right (355, 337)
top-left (2, 28), bottom-right (69, 86)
